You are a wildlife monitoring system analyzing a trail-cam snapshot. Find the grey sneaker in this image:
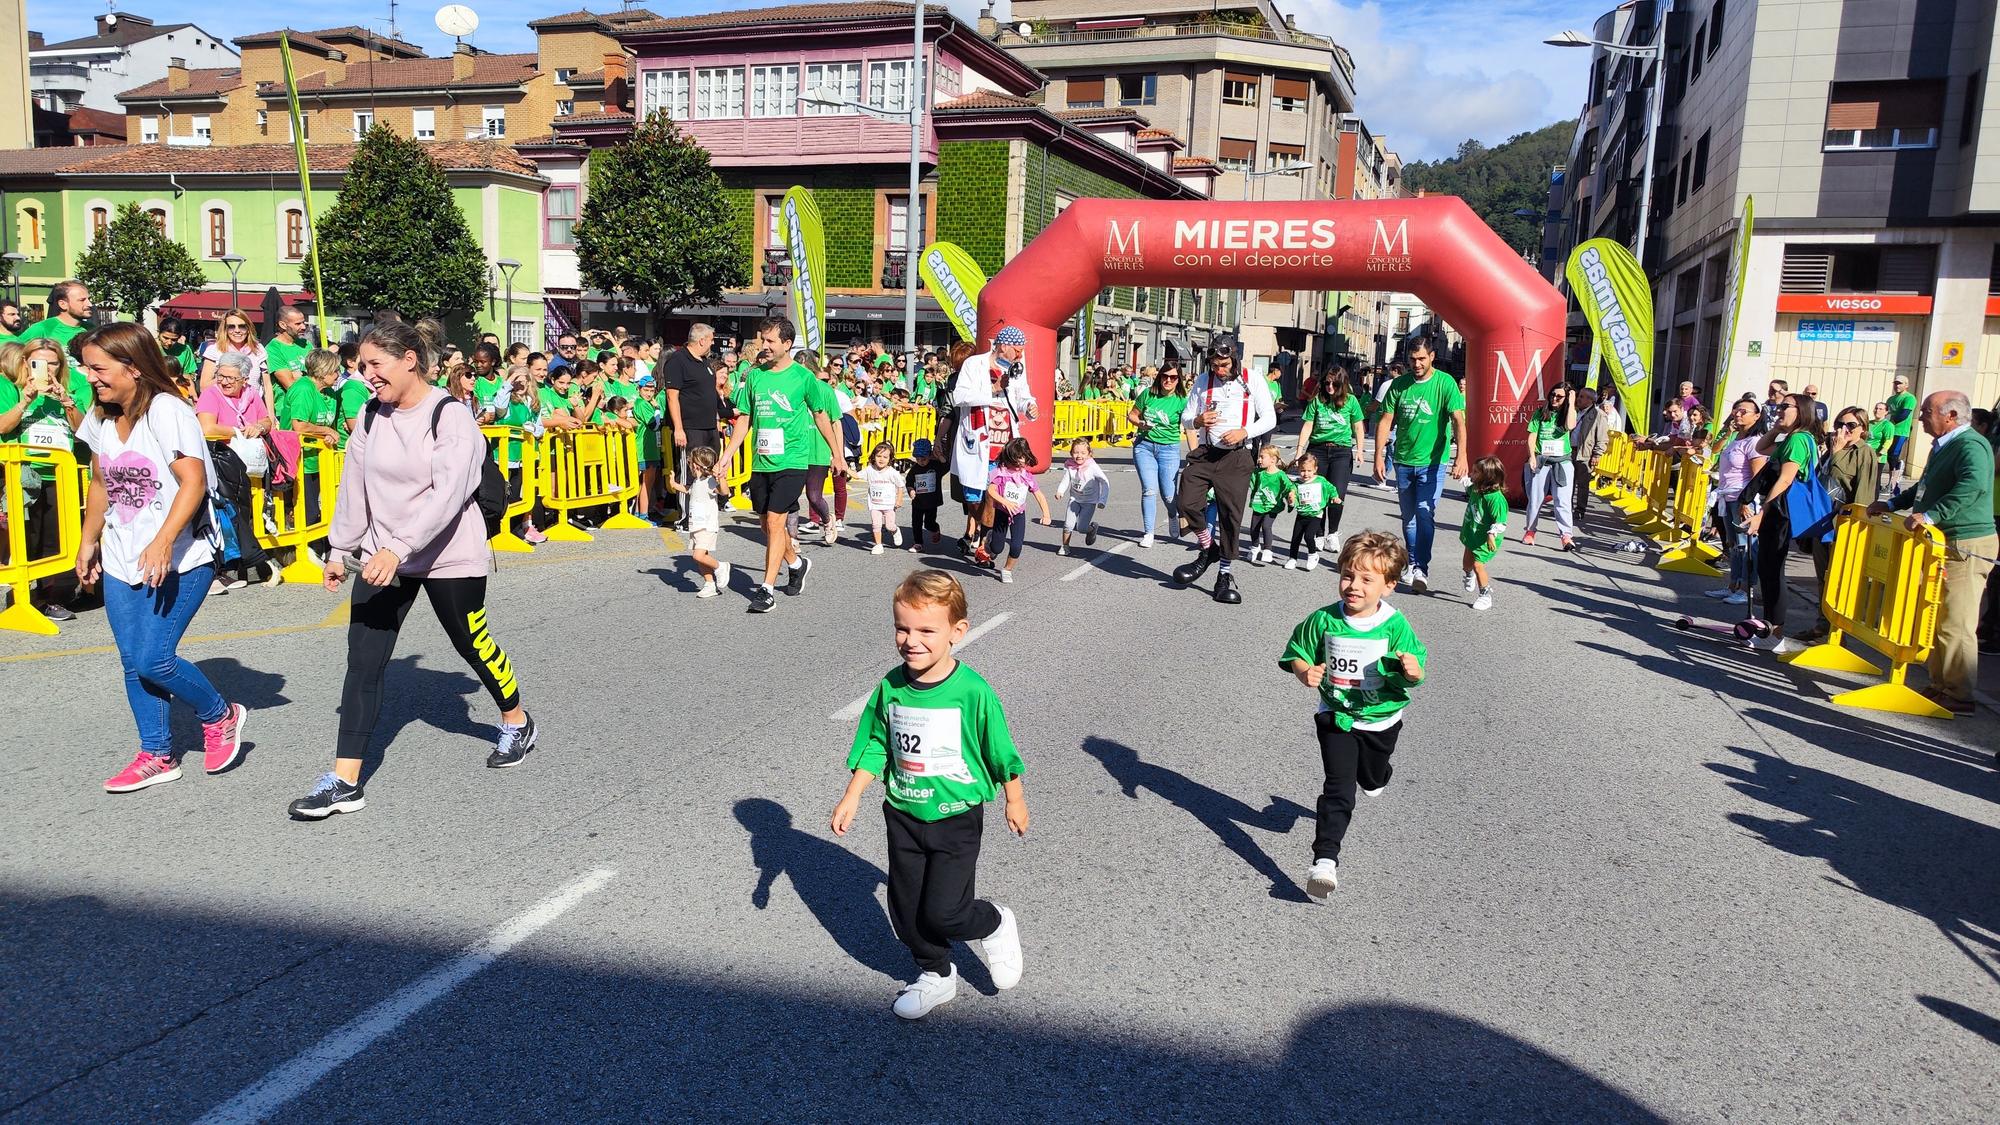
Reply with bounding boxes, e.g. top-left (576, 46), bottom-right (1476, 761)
top-left (487, 712), bottom-right (537, 768)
